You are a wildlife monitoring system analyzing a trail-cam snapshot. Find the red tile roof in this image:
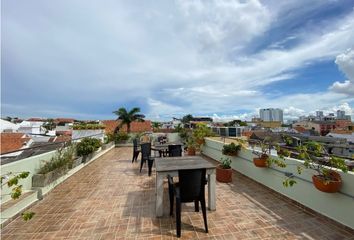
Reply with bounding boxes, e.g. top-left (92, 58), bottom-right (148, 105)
top-left (0, 133), bottom-right (31, 154)
top-left (27, 118), bottom-right (45, 122)
top-left (54, 118), bottom-right (75, 124)
top-left (49, 135), bottom-right (72, 143)
top-left (101, 120), bottom-right (152, 134)
top-left (294, 126), bottom-right (307, 133)
top-left (101, 120), bottom-right (119, 134)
